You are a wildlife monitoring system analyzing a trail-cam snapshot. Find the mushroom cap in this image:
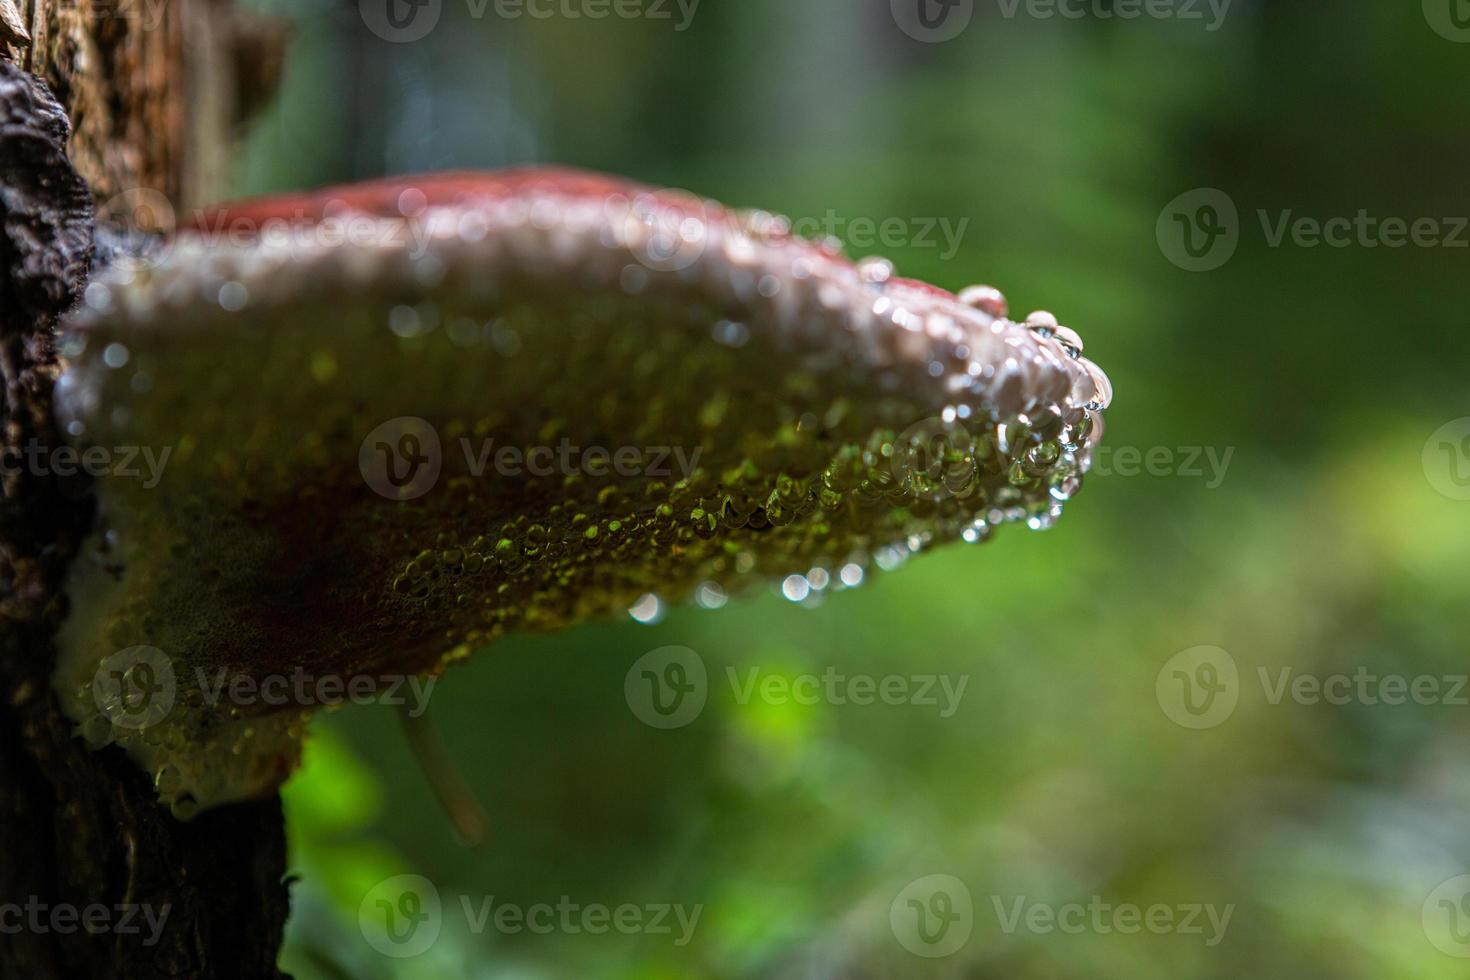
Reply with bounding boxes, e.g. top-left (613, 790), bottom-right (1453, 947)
top-left (54, 168), bottom-right (1111, 814)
